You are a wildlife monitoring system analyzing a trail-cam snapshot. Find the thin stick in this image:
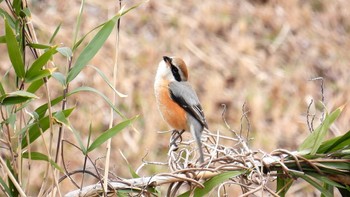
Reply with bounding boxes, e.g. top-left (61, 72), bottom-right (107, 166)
top-left (103, 0), bottom-right (122, 193)
top-left (0, 156), bottom-right (27, 197)
top-left (306, 98), bottom-right (315, 132)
